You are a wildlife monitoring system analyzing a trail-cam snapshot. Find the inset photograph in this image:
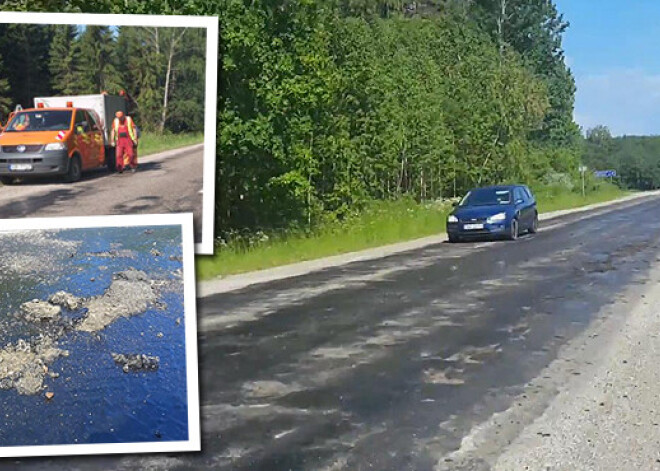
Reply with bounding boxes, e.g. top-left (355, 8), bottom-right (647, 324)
top-left (0, 213), bottom-right (199, 457)
top-left (0, 12), bottom-right (218, 253)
